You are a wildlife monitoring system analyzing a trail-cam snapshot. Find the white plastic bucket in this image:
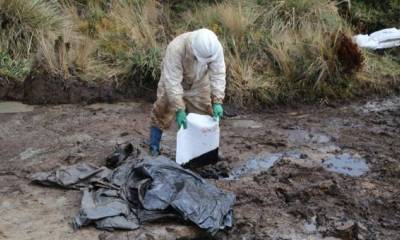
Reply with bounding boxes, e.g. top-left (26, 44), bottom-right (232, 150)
top-left (176, 113), bottom-right (220, 165)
